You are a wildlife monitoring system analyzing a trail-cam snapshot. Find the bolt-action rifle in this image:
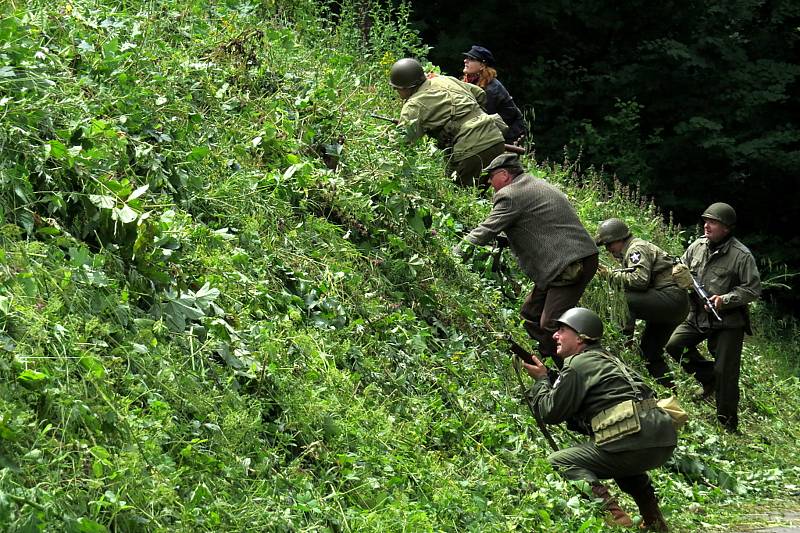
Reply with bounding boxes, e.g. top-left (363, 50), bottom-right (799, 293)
top-left (508, 338), bottom-right (559, 452)
top-left (674, 259), bottom-right (723, 321)
top-left (369, 114), bottom-right (526, 155)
